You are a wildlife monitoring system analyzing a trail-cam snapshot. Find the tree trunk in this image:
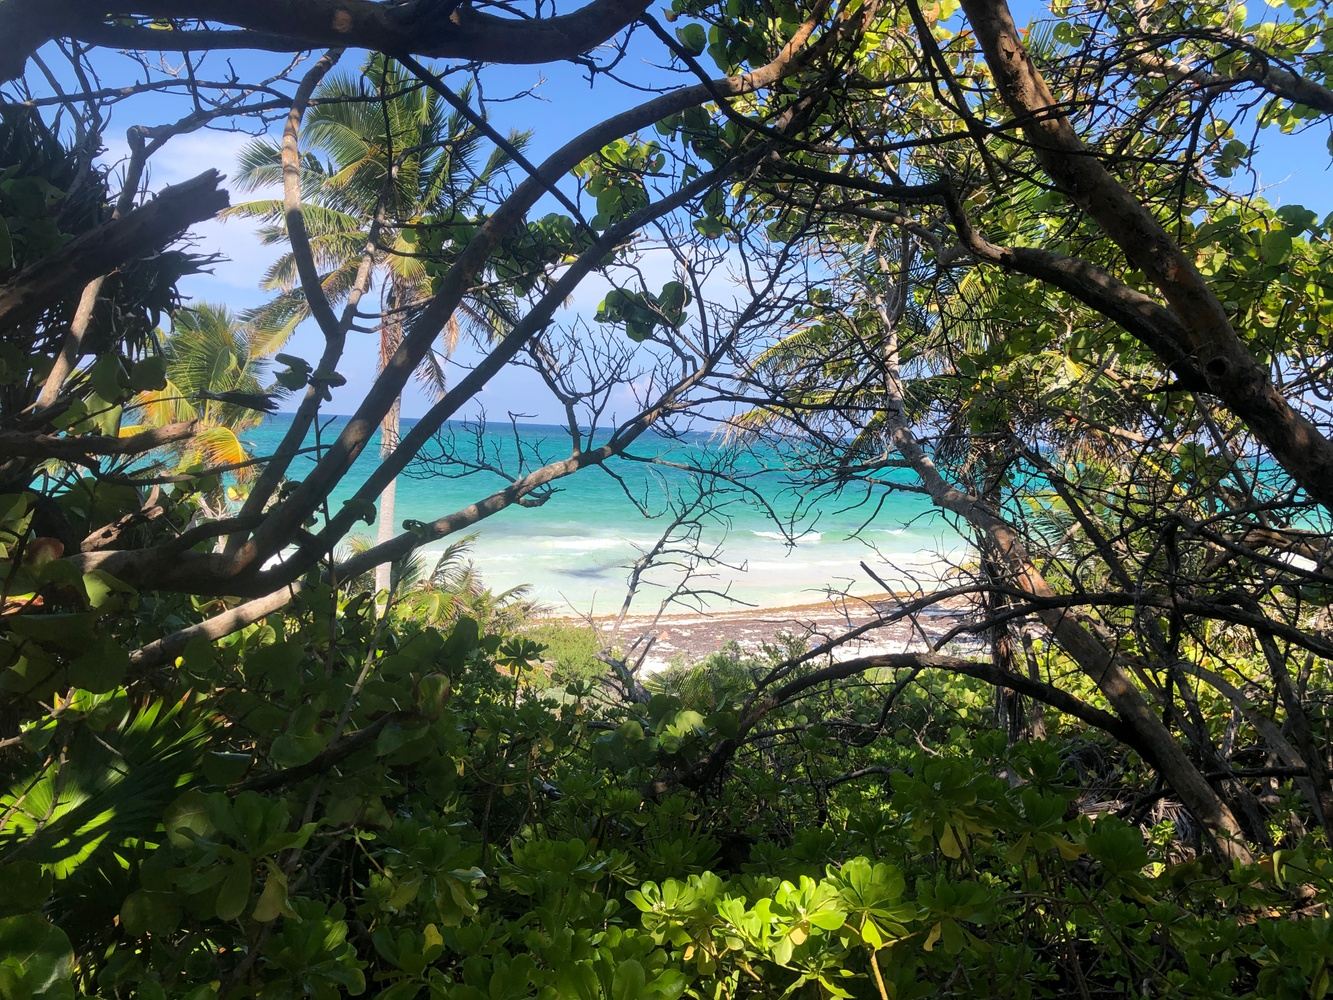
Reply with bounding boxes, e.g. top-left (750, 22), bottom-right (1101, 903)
top-left (373, 283), bottom-right (405, 597)
top-left (865, 233), bottom-right (1252, 858)
top-left (958, 0), bottom-right (1333, 518)
top-left (978, 442), bottom-right (1027, 744)
top-left (1019, 631), bottom-right (1047, 741)
top-left (373, 395), bottom-right (399, 597)
top-left (888, 417), bottom-right (1253, 861)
